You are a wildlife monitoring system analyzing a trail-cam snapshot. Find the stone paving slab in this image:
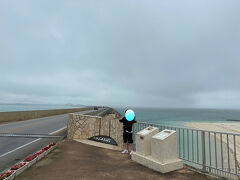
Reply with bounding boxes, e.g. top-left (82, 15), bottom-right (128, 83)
top-left (15, 140), bottom-right (214, 180)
